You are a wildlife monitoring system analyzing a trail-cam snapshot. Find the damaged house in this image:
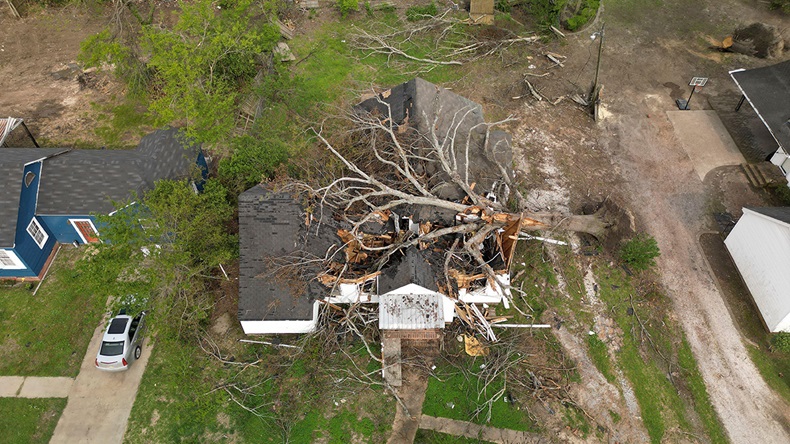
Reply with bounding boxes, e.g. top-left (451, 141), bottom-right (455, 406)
top-left (238, 78), bottom-right (606, 337)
